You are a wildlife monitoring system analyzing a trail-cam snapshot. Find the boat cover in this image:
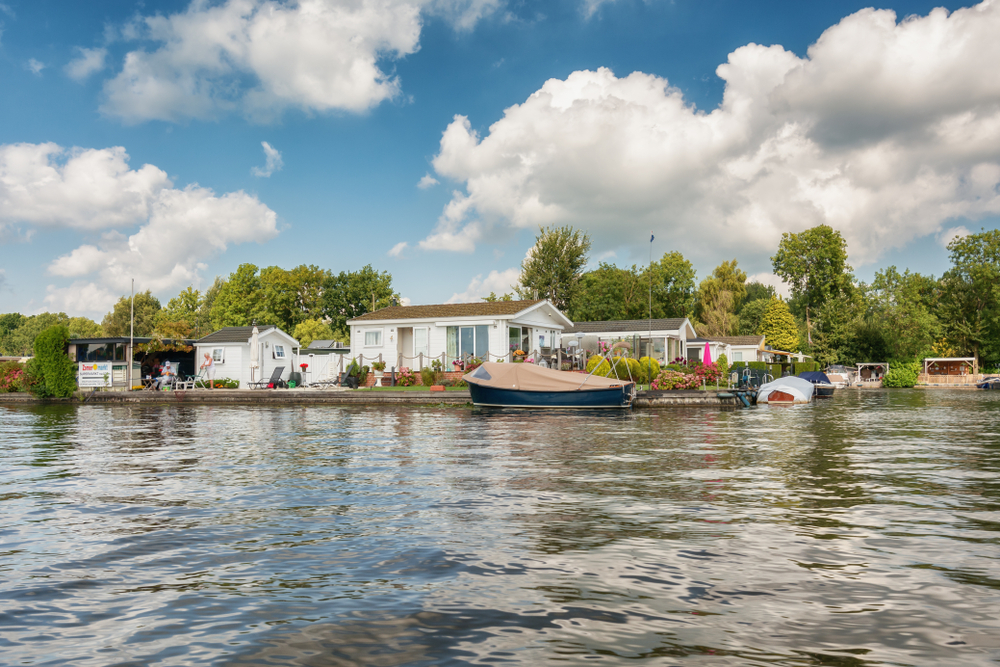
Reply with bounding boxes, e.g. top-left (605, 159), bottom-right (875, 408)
top-left (799, 371), bottom-right (833, 384)
top-left (758, 376), bottom-right (815, 403)
top-left (464, 362), bottom-right (628, 392)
